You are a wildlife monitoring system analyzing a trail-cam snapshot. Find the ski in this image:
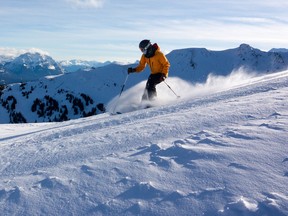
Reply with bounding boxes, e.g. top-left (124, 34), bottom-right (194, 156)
top-left (110, 111), bottom-right (122, 115)
top-left (110, 102), bottom-right (154, 115)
